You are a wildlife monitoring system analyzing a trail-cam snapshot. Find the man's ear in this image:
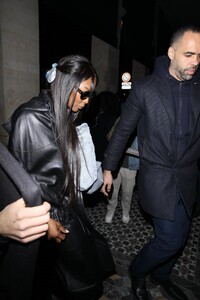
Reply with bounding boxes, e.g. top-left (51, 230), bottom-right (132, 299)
top-left (168, 47), bottom-right (175, 60)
